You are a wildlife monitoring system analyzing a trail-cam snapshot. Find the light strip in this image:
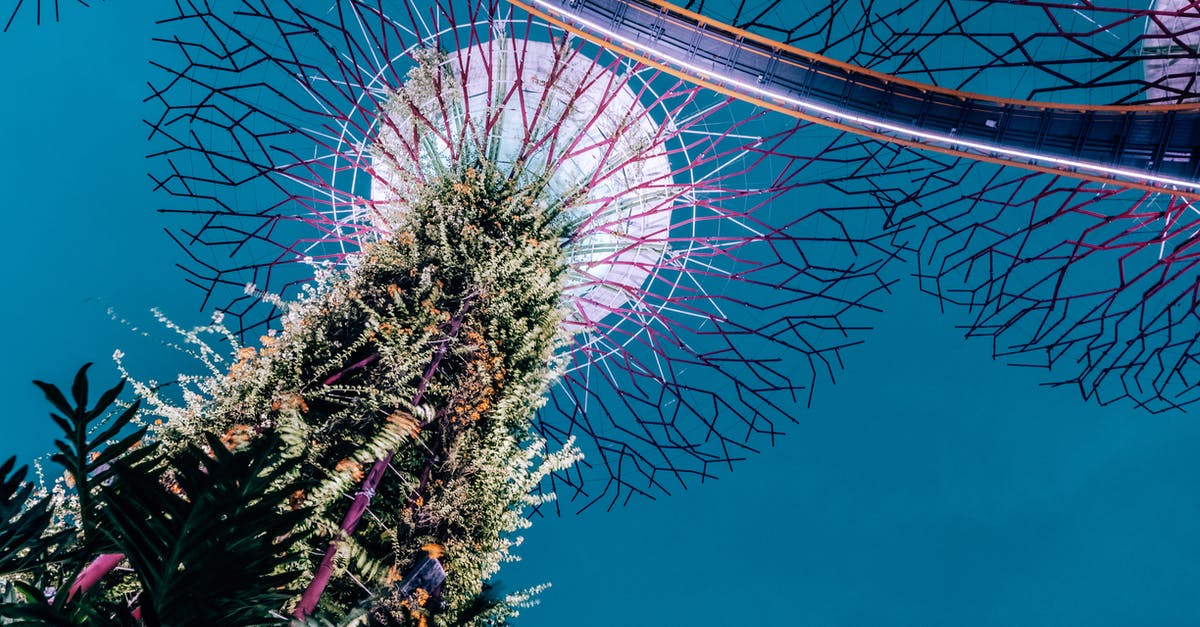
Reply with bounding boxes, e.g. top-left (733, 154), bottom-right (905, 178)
top-left (529, 0), bottom-right (1199, 194)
